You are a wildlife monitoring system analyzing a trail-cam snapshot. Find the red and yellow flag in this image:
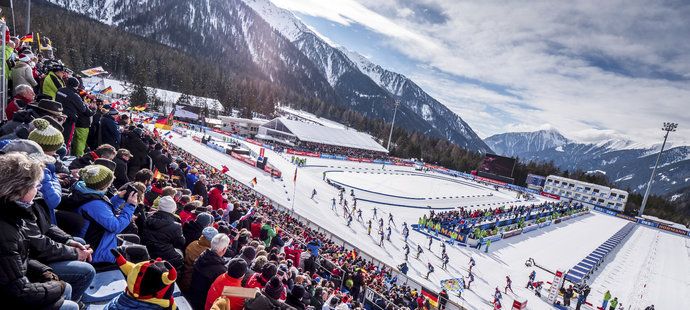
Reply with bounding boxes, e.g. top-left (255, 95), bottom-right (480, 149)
top-left (20, 33), bottom-right (34, 43)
